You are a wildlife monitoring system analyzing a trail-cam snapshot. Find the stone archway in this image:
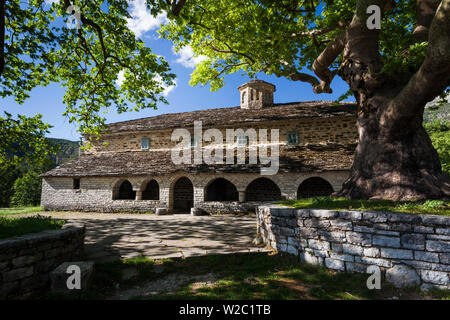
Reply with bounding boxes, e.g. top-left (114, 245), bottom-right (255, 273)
top-left (173, 177), bottom-right (194, 213)
top-left (245, 177), bottom-right (282, 201)
top-left (113, 180), bottom-right (136, 200)
top-left (142, 179), bottom-right (160, 200)
top-left (297, 177), bottom-right (334, 198)
top-left (205, 178), bottom-right (239, 201)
